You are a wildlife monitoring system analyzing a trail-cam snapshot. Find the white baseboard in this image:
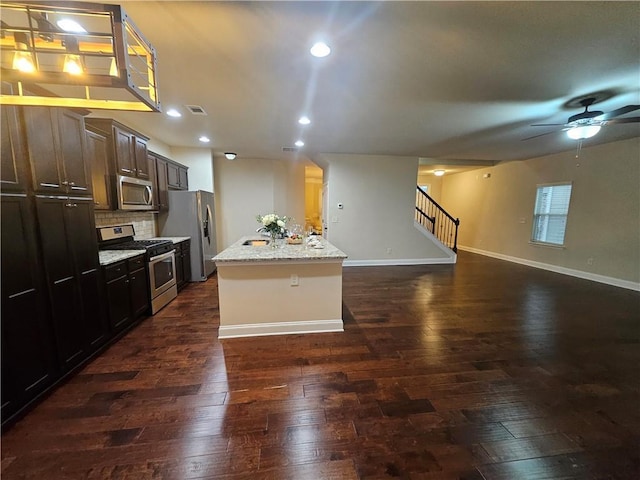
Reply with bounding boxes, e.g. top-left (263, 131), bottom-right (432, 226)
top-left (458, 245), bottom-right (640, 292)
top-left (218, 319), bottom-right (344, 339)
top-left (344, 257), bottom-right (455, 267)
